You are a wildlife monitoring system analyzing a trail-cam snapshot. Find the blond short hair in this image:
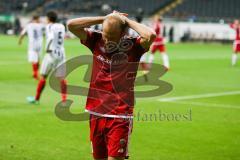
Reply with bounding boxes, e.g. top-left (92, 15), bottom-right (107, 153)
top-left (104, 13), bottom-right (127, 32)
